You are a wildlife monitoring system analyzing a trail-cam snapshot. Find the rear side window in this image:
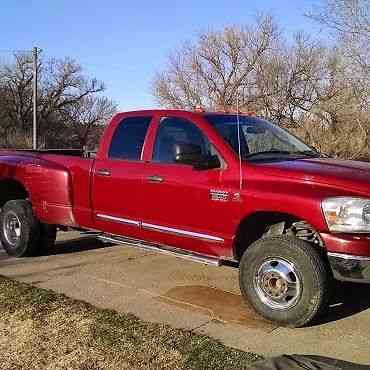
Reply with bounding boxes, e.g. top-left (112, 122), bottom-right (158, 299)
top-left (109, 116), bottom-right (151, 160)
